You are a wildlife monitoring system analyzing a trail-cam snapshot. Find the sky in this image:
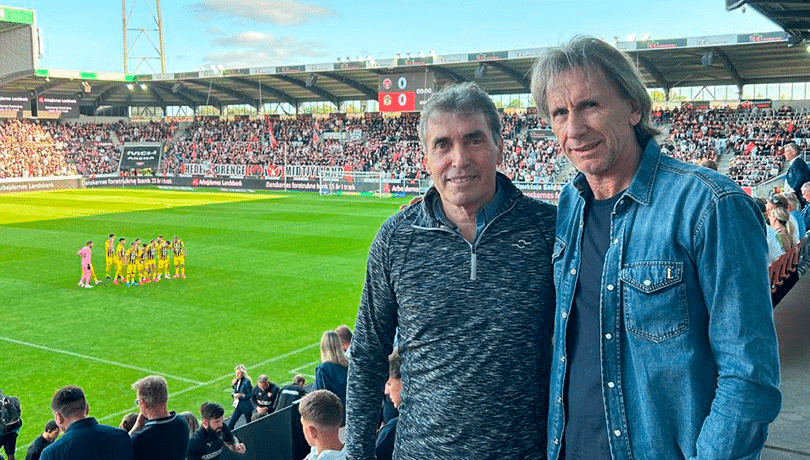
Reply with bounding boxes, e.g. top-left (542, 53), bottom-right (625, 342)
top-left (5, 0), bottom-right (781, 75)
